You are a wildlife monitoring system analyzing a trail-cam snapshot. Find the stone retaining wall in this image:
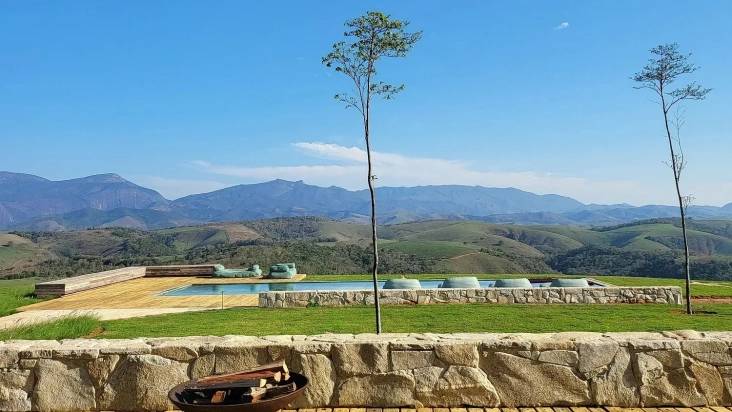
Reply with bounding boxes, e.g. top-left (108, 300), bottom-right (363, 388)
top-left (2, 331), bottom-right (731, 411)
top-left (258, 286), bottom-right (682, 308)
